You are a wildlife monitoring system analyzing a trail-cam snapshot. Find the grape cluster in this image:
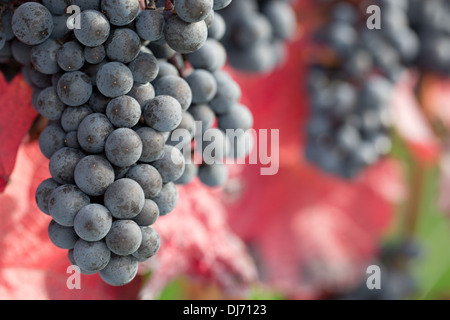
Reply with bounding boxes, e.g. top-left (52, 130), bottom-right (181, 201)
top-left (0, 0), bottom-right (261, 286)
top-left (305, 0), bottom-right (450, 178)
top-left (337, 240), bottom-right (420, 300)
top-left (408, 0), bottom-right (450, 74)
top-left (306, 66), bottom-right (393, 179)
top-left (219, 0), bottom-right (297, 73)
top-left (305, 1), bottom-right (405, 179)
